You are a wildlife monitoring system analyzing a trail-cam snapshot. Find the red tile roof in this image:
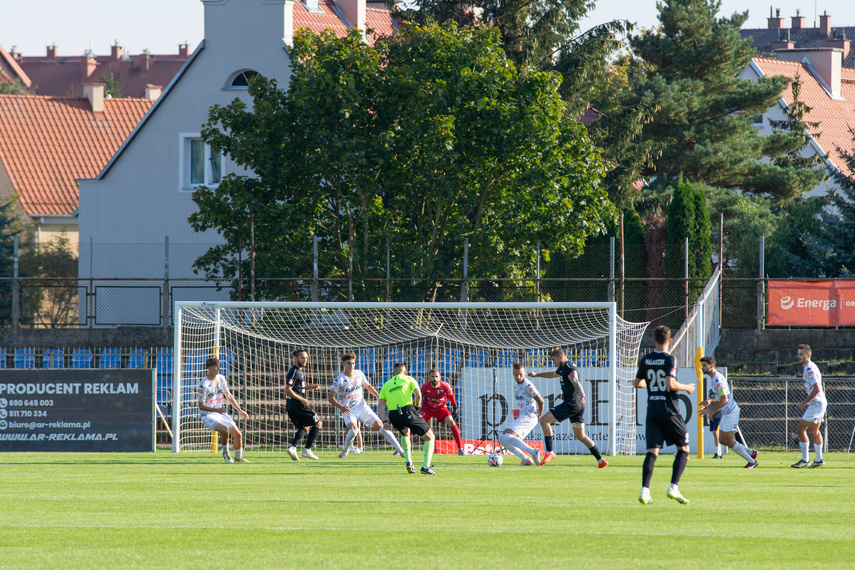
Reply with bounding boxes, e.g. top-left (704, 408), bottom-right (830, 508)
top-left (293, 1), bottom-right (351, 39)
top-left (15, 50), bottom-right (188, 98)
top-left (0, 94), bottom-right (152, 216)
top-left (0, 44), bottom-right (31, 89)
top-left (752, 57), bottom-right (855, 177)
top-left (366, 6), bottom-right (396, 43)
